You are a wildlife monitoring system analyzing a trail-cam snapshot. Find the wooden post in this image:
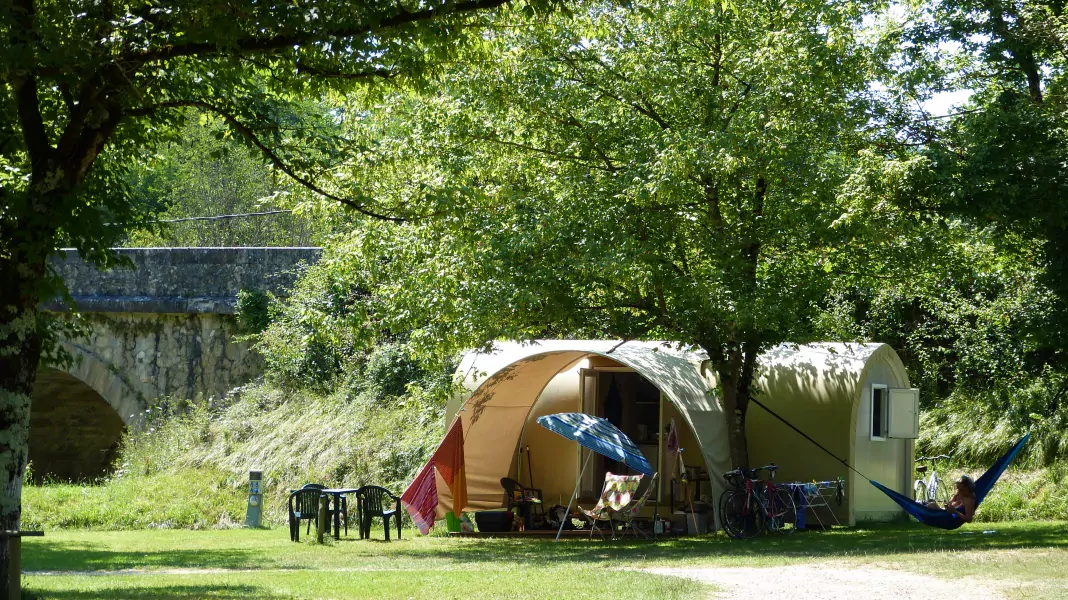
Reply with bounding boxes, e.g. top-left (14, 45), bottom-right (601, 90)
top-left (1, 532), bottom-right (42, 600)
top-left (316, 495), bottom-right (328, 543)
top-left (6, 537), bottom-right (18, 600)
